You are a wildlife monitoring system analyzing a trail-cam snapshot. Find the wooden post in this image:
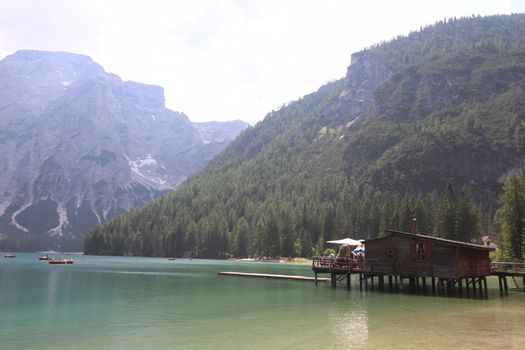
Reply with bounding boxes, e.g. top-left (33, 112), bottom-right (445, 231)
top-left (388, 275), bottom-right (393, 291)
top-left (483, 277), bottom-right (487, 293)
top-left (478, 277), bottom-right (482, 292)
top-left (431, 277), bottom-right (436, 294)
top-left (315, 272), bottom-right (318, 286)
top-left (498, 276), bottom-right (503, 292)
top-left (359, 273), bottom-right (363, 290)
top-left (458, 278), bottom-right (463, 294)
top-left (522, 276), bottom-right (525, 292)
top-left (347, 273), bottom-right (351, 290)
top-left (331, 273), bottom-right (336, 288)
top-left (503, 276), bottom-right (508, 291)
top-left (447, 280), bottom-right (452, 296)
top-left (422, 277), bottom-right (427, 292)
